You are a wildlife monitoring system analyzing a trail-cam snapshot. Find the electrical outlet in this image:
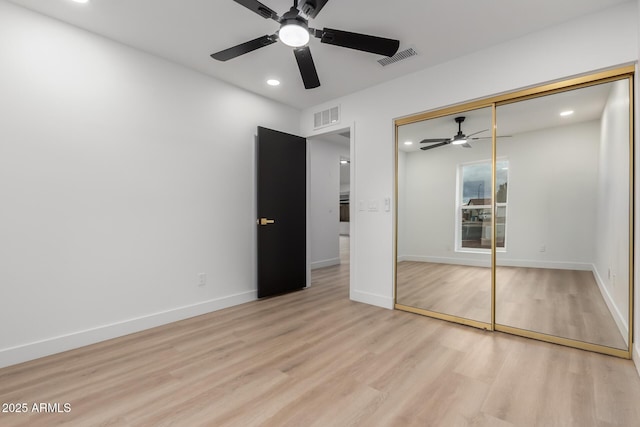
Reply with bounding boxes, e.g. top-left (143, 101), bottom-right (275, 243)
top-left (198, 273), bottom-right (206, 287)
